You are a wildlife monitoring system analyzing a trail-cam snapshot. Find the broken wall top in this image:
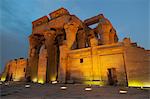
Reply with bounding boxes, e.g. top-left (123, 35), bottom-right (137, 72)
top-left (84, 14), bottom-right (105, 26)
top-left (49, 7), bottom-right (70, 19)
top-left (32, 16), bottom-right (49, 28)
top-left (31, 8), bottom-right (71, 34)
